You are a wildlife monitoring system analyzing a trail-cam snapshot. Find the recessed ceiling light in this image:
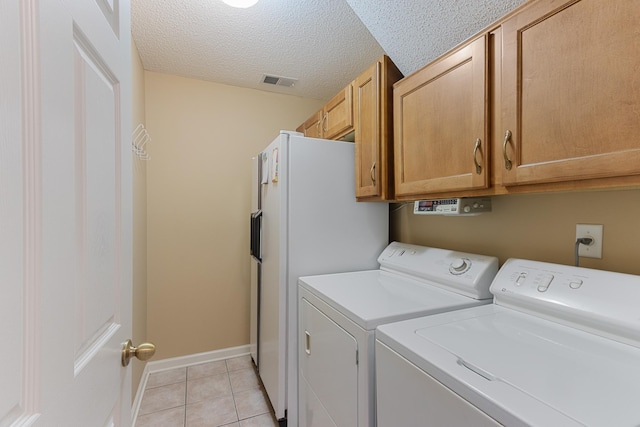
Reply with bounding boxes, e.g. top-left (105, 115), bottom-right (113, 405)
top-left (221, 0), bottom-right (259, 8)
